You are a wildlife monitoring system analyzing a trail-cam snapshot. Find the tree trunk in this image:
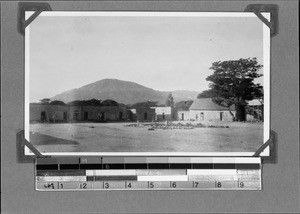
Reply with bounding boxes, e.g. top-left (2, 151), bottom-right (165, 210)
top-left (229, 110), bottom-right (236, 121)
top-left (235, 104), bottom-right (246, 121)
